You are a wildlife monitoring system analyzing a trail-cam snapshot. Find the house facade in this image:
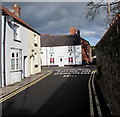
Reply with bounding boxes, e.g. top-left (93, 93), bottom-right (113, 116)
top-left (41, 28), bottom-right (82, 67)
top-left (1, 4), bottom-right (41, 87)
top-left (81, 38), bottom-right (92, 64)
